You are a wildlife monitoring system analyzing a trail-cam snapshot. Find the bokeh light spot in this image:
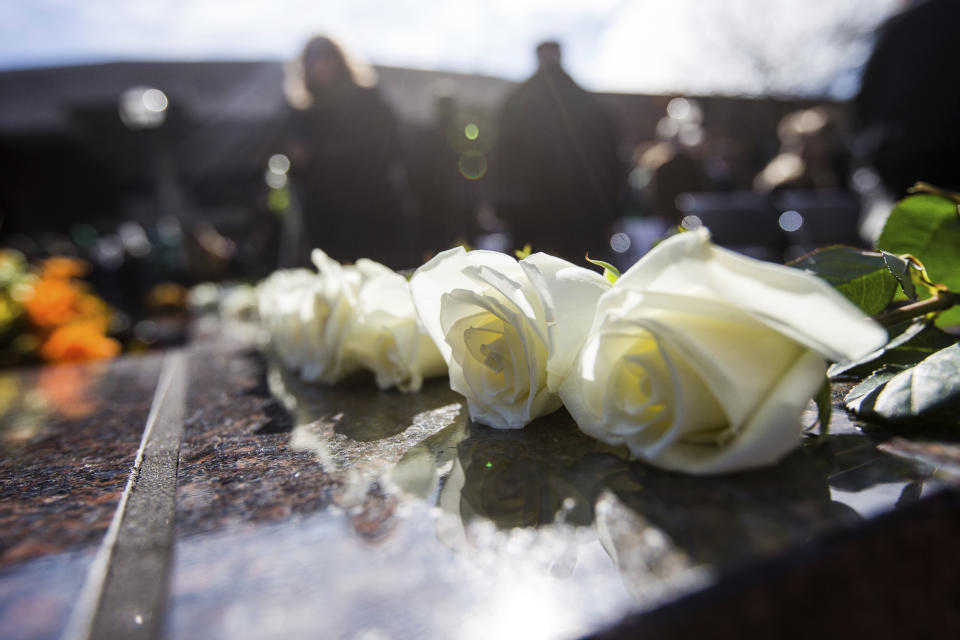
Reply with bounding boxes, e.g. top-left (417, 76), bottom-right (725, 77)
top-left (464, 123), bottom-right (480, 140)
top-left (141, 88), bottom-right (168, 113)
top-left (666, 97), bottom-right (691, 120)
top-left (678, 123), bottom-right (704, 147)
top-left (265, 170), bottom-right (287, 189)
top-left (268, 154), bottom-right (291, 175)
top-left (675, 193), bottom-right (695, 213)
top-left (458, 151), bottom-right (487, 180)
top-left (610, 232), bottom-right (631, 254)
top-left (628, 168), bottom-right (650, 190)
top-left (852, 167), bottom-right (881, 192)
top-left (118, 86), bottom-right (168, 129)
top-left (779, 210), bottom-right (804, 232)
